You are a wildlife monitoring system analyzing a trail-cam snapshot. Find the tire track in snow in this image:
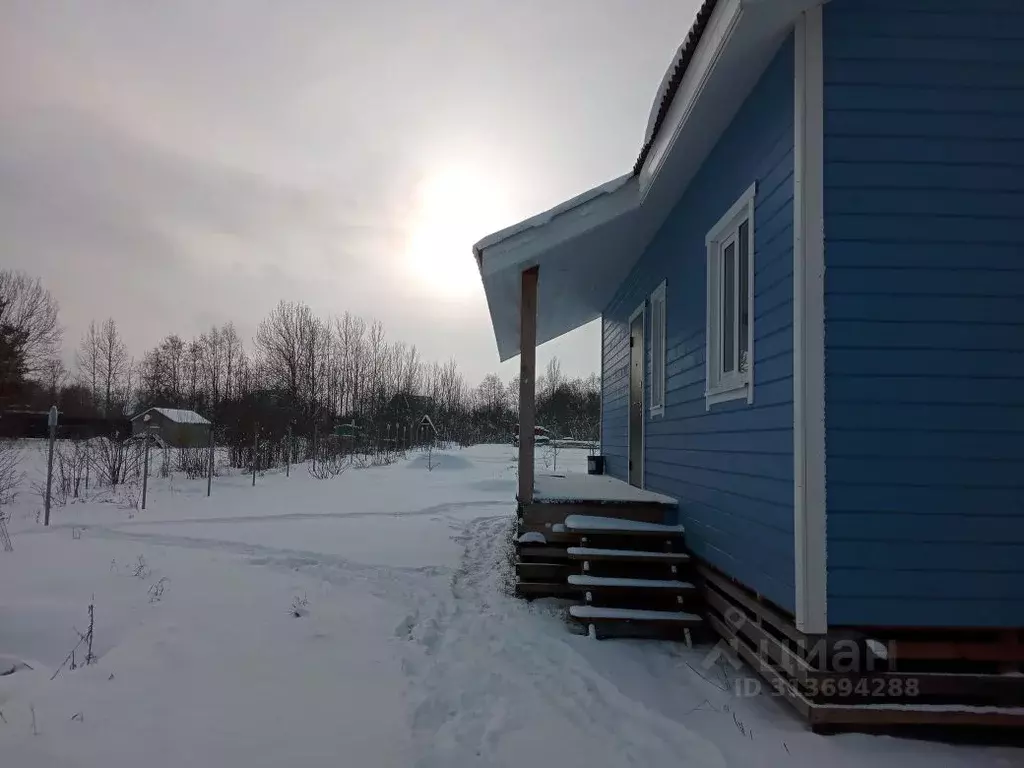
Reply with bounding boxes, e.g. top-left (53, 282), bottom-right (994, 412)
top-left (397, 516), bottom-right (728, 768)
top-left (81, 524), bottom-right (445, 577)
top-left (35, 499), bottom-right (508, 532)
top-left (68, 502), bottom-right (506, 609)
